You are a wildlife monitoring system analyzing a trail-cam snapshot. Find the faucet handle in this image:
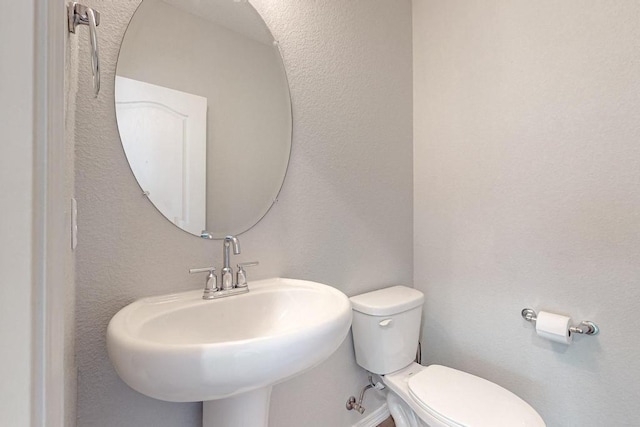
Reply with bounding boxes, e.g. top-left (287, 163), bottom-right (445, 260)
top-left (236, 262), bottom-right (259, 288)
top-left (189, 267), bottom-right (216, 274)
top-left (238, 262), bottom-right (259, 268)
top-left (189, 267), bottom-right (218, 299)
